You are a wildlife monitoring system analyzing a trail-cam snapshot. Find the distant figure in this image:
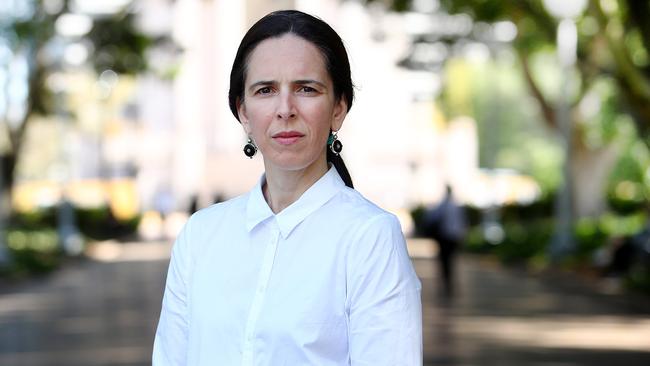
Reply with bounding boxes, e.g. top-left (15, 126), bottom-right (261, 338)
top-left (605, 236), bottom-right (635, 277)
top-left (423, 185), bottom-right (467, 296)
top-left (188, 195), bottom-right (199, 215)
top-left (605, 226), bottom-right (650, 278)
